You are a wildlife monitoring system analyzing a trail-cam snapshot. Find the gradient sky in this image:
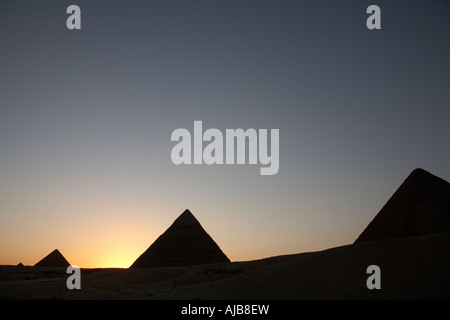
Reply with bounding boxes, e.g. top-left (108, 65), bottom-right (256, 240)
top-left (1, 0), bottom-right (449, 268)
